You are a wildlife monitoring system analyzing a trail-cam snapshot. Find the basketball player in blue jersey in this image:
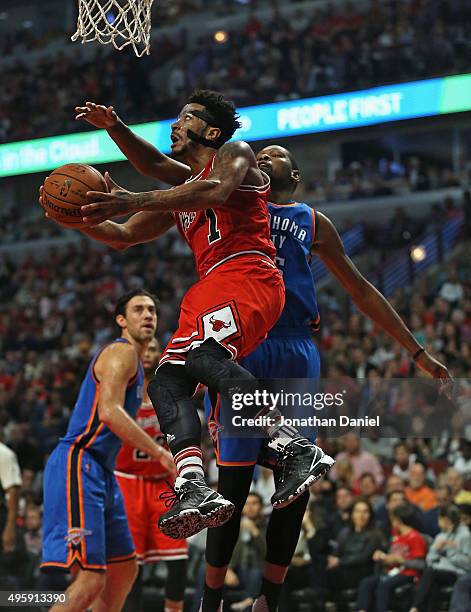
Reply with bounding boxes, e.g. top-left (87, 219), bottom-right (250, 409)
top-left (200, 144), bottom-right (452, 612)
top-left (41, 289), bottom-right (175, 612)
